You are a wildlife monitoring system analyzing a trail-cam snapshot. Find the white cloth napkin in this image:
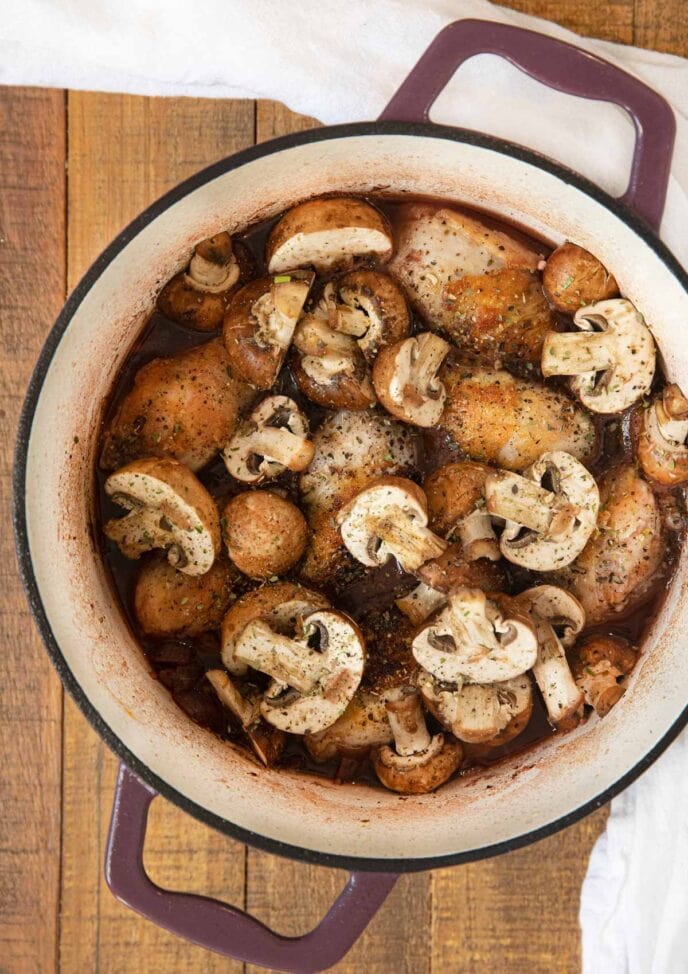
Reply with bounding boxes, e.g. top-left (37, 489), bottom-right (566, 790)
top-left (3, 2), bottom-right (688, 970)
